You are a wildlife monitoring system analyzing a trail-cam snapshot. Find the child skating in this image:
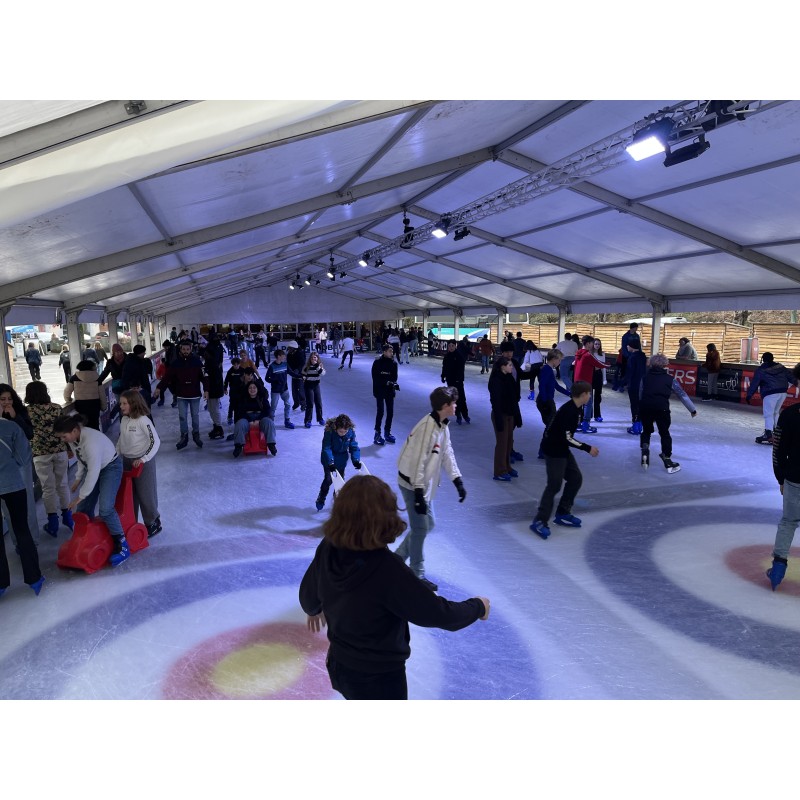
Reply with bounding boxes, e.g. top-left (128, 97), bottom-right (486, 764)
top-left (315, 414), bottom-right (361, 511)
